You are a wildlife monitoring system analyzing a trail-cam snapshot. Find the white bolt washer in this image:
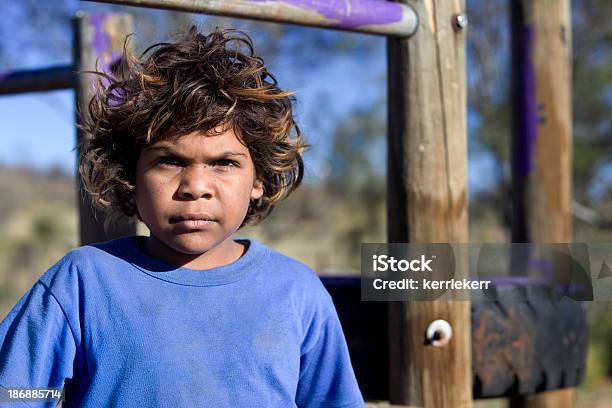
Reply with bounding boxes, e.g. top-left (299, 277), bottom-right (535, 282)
top-left (426, 319), bottom-right (453, 347)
